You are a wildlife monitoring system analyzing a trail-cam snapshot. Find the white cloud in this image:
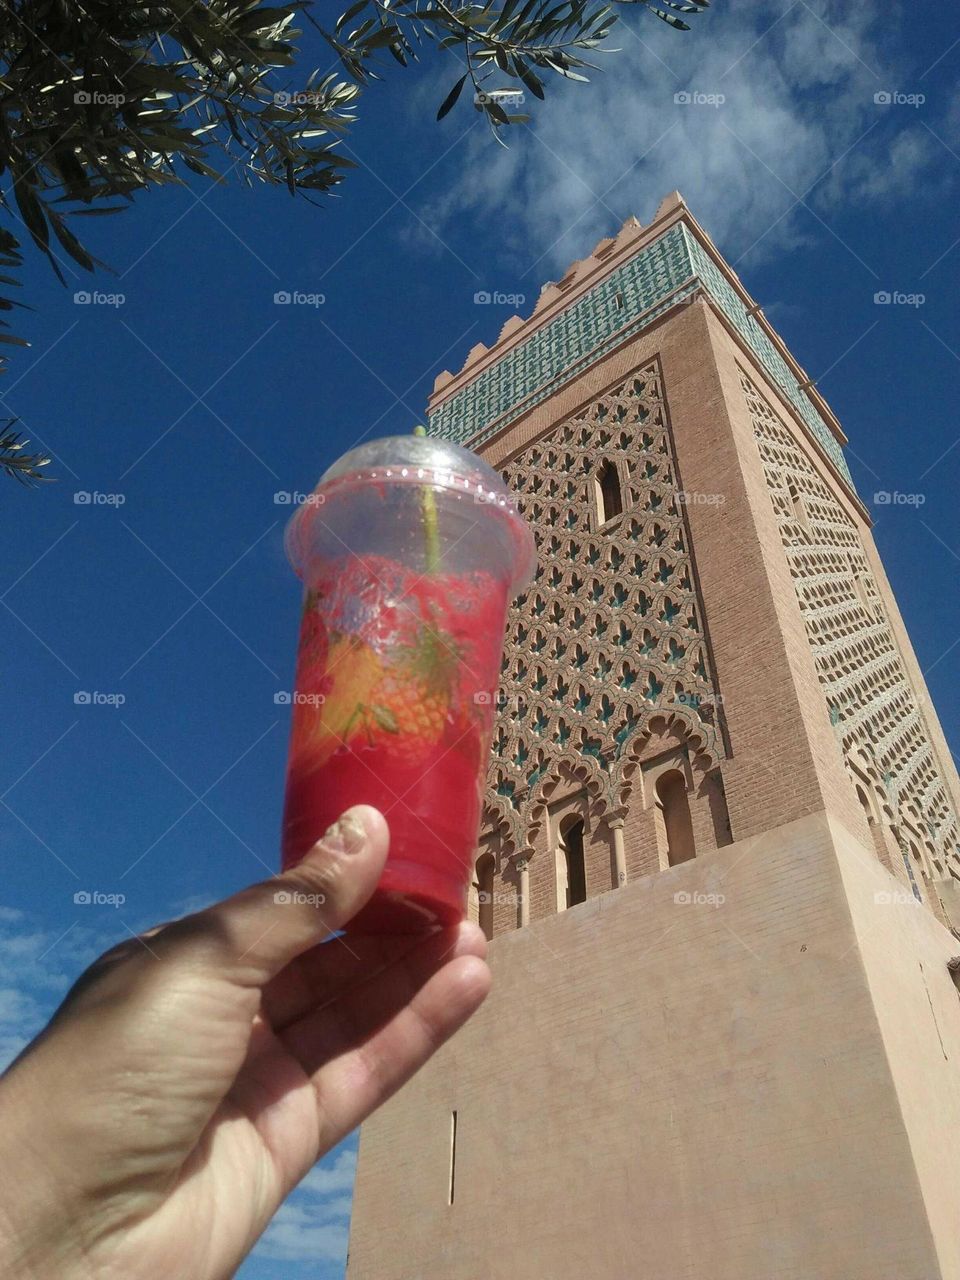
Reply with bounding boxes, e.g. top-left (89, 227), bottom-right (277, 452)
top-left (255, 1213), bottom-right (350, 1264)
top-left (255, 1145), bottom-right (358, 1264)
top-left (414, 1), bottom-right (947, 275)
top-left (0, 909), bottom-right (136, 1071)
top-left (298, 1147), bottom-right (357, 1196)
